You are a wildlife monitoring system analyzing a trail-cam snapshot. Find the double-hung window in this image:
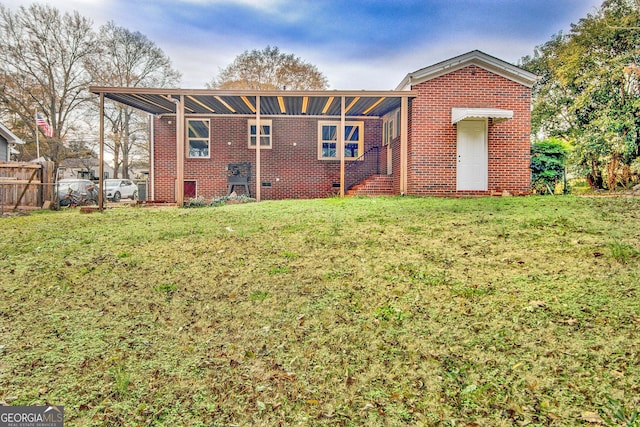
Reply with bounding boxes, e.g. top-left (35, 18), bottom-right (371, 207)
top-left (318, 121), bottom-right (364, 160)
top-left (187, 119), bottom-right (210, 158)
top-left (248, 119), bottom-right (272, 149)
top-left (382, 109), bottom-right (399, 145)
